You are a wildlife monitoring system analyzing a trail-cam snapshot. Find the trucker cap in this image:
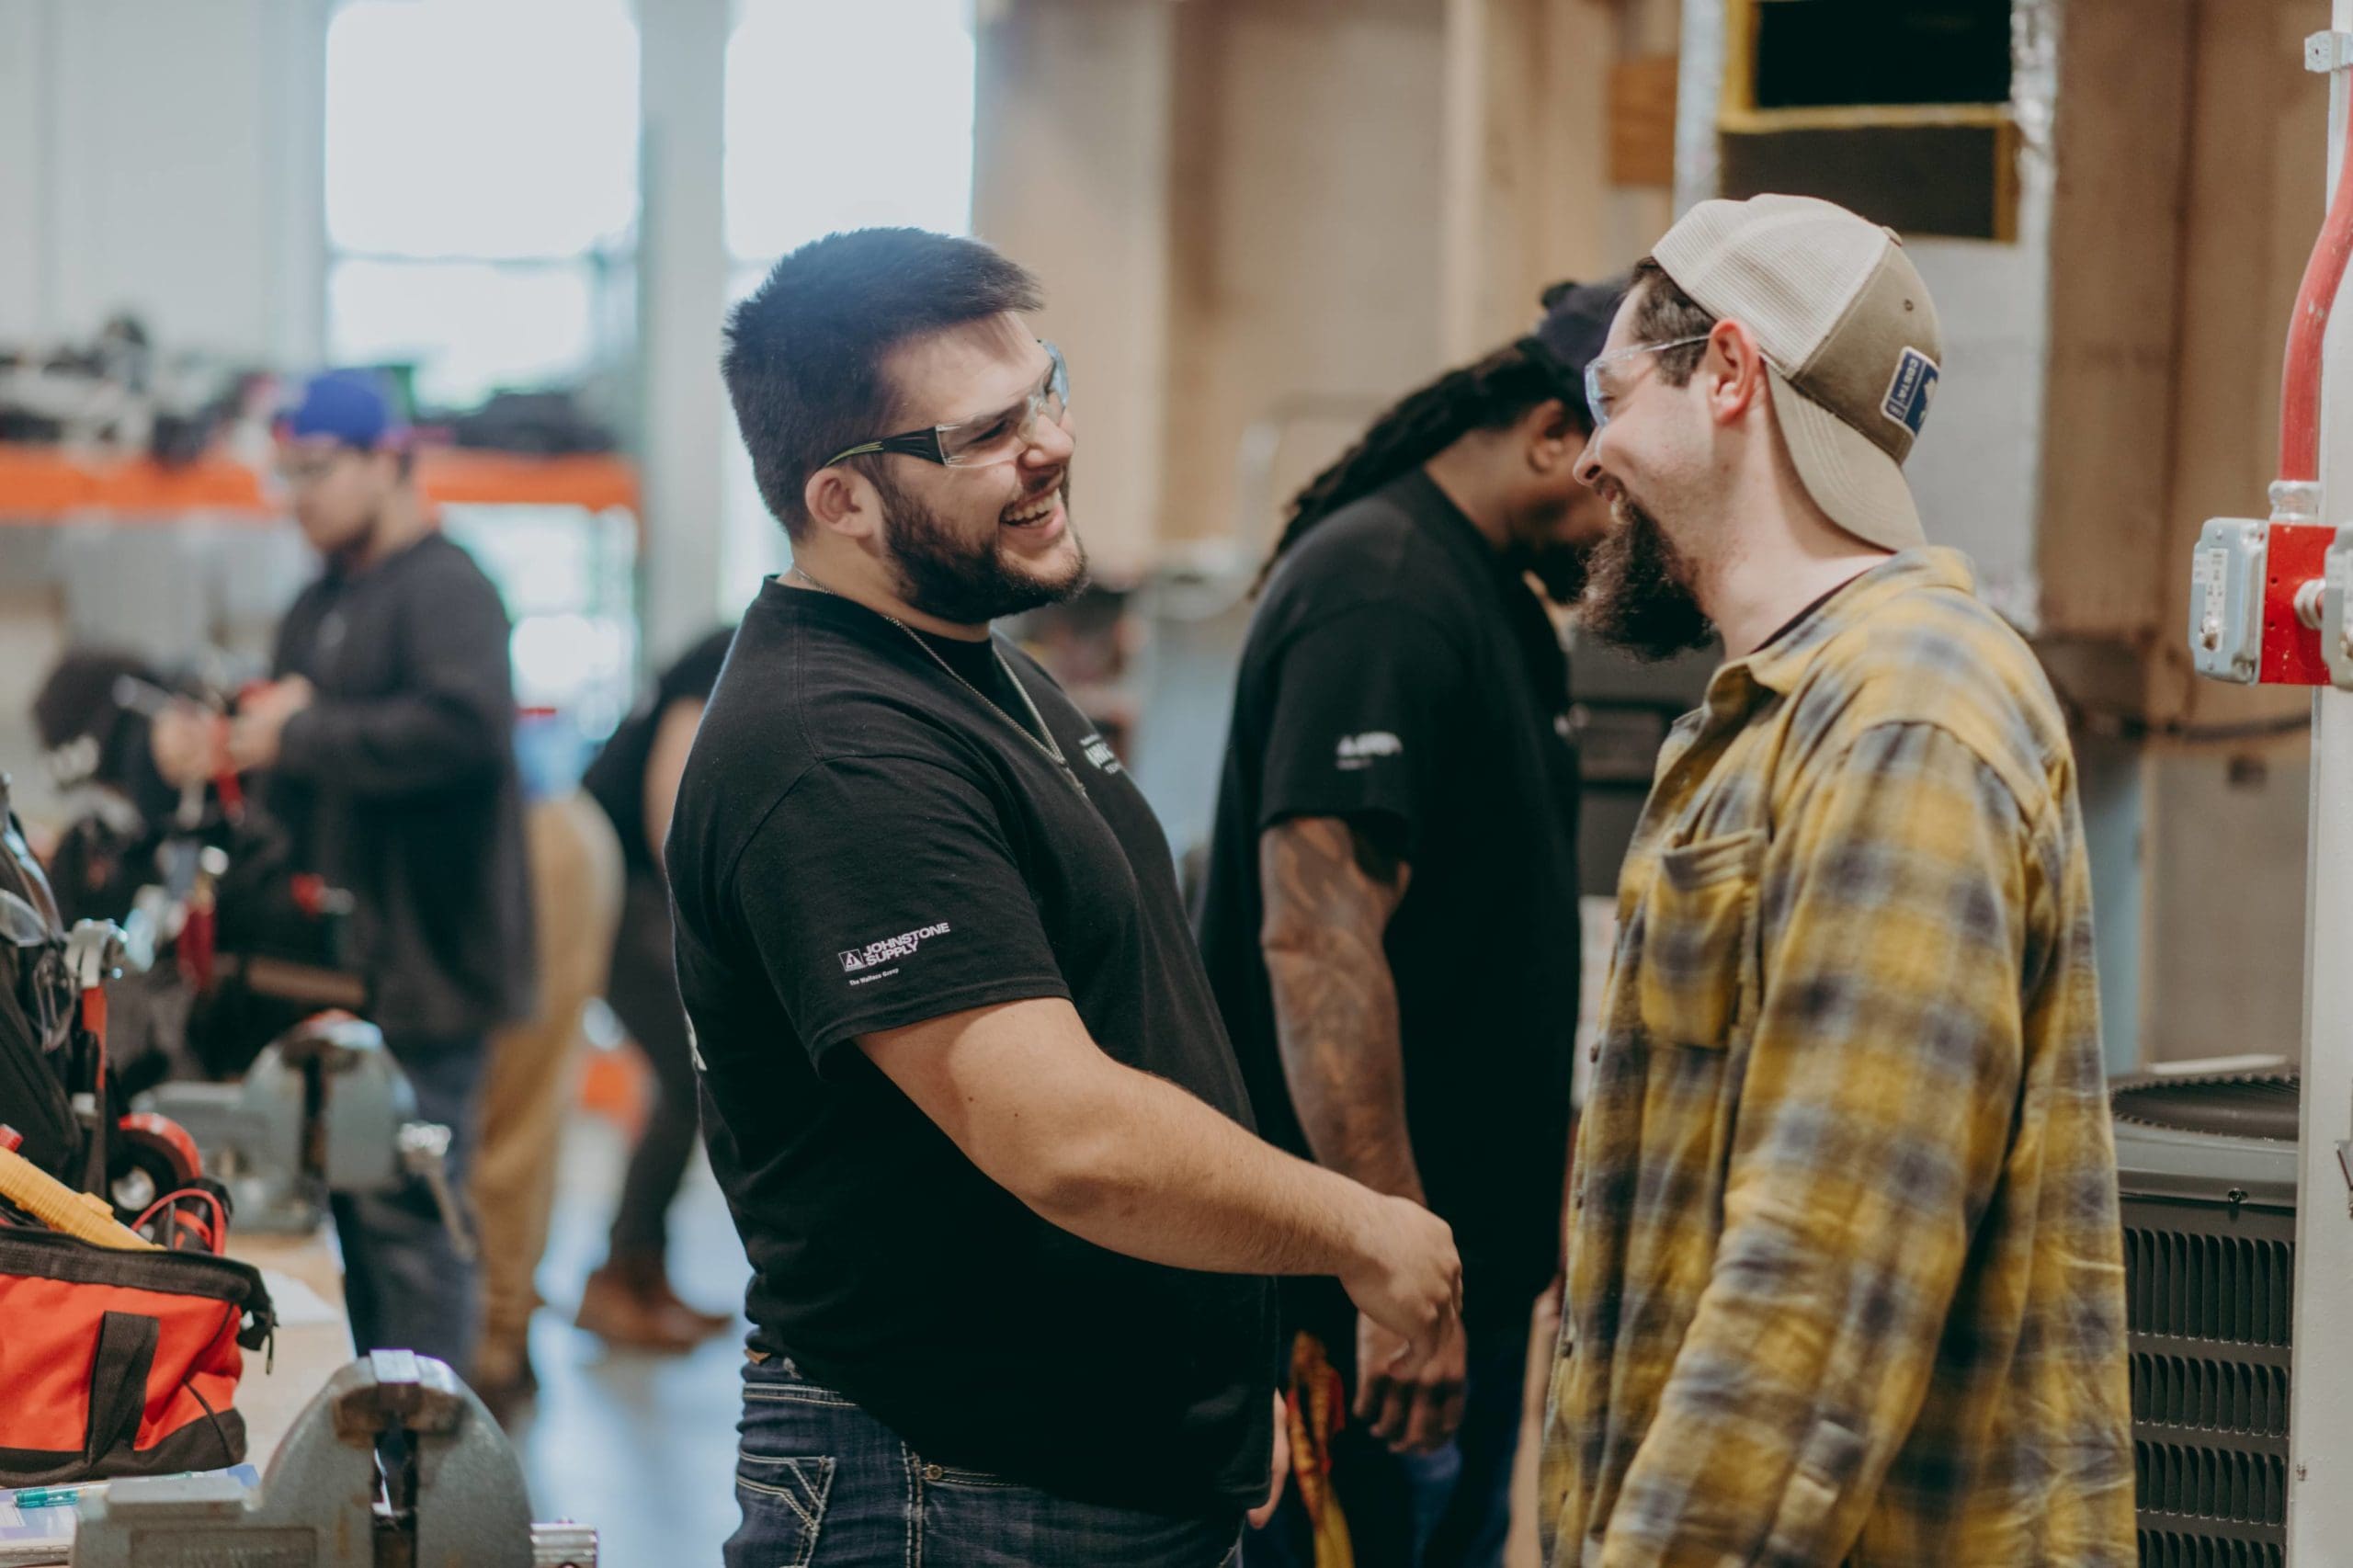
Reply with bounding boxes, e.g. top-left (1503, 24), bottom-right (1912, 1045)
top-left (1652, 193), bottom-right (1942, 551)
